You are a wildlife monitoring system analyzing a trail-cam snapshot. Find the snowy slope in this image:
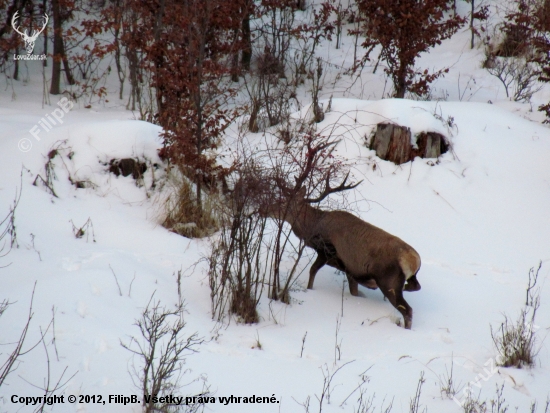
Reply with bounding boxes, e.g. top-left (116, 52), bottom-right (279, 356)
top-left (1, 95), bottom-right (549, 413)
top-left (1, 1), bottom-right (550, 412)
